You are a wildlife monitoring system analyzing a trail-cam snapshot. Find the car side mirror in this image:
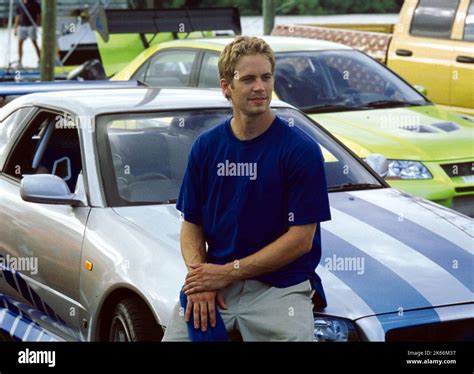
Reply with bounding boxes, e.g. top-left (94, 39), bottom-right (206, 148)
top-left (20, 174), bottom-right (85, 206)
top-left (413, 85), bottom-right (428, 96)
top-left (365, 154), bottom-right (388, 178)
